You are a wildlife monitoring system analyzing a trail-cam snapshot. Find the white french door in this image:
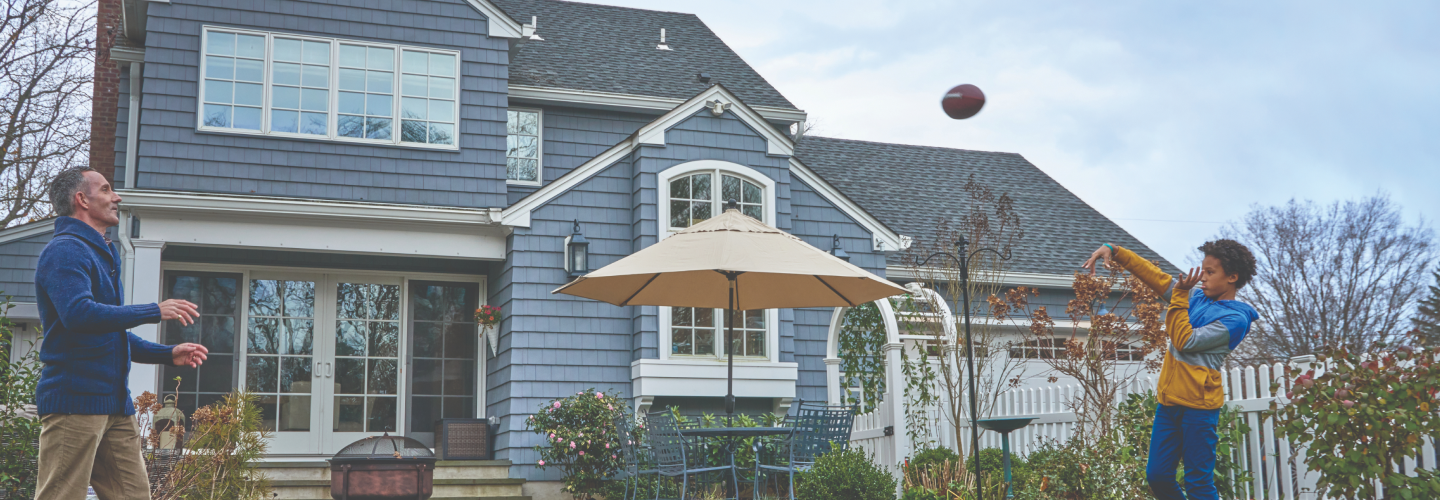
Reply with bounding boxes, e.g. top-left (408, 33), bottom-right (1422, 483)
top-left (243, 273), bottom-right (405, 455)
